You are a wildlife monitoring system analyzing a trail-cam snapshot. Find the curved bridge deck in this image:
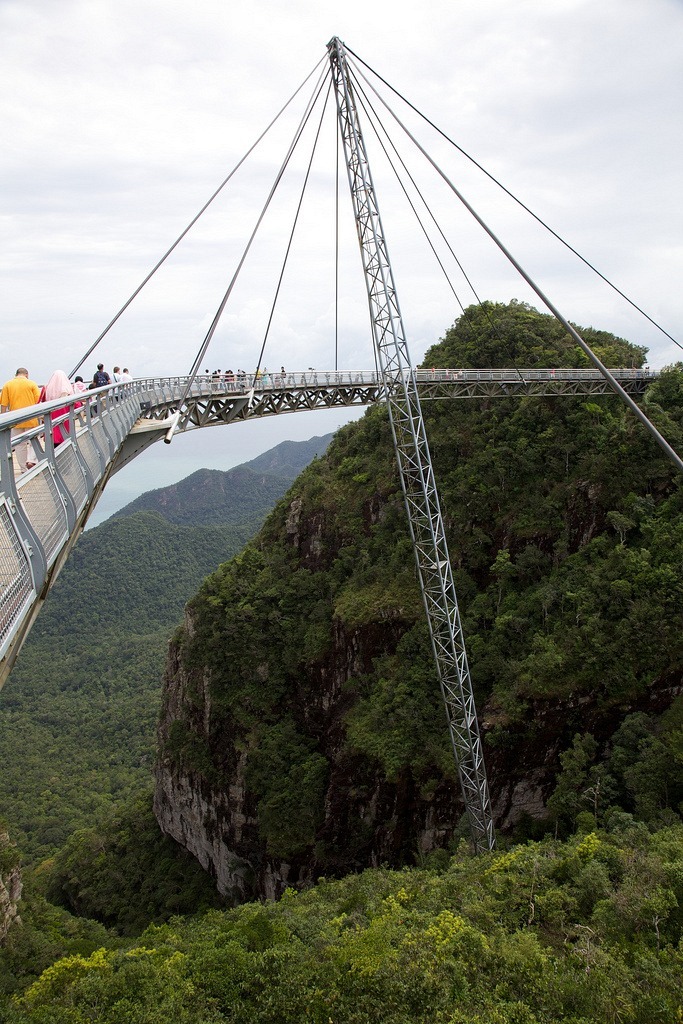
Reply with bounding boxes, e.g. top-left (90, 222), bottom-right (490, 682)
top-left (0, 367), bottom-right (654, 685)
